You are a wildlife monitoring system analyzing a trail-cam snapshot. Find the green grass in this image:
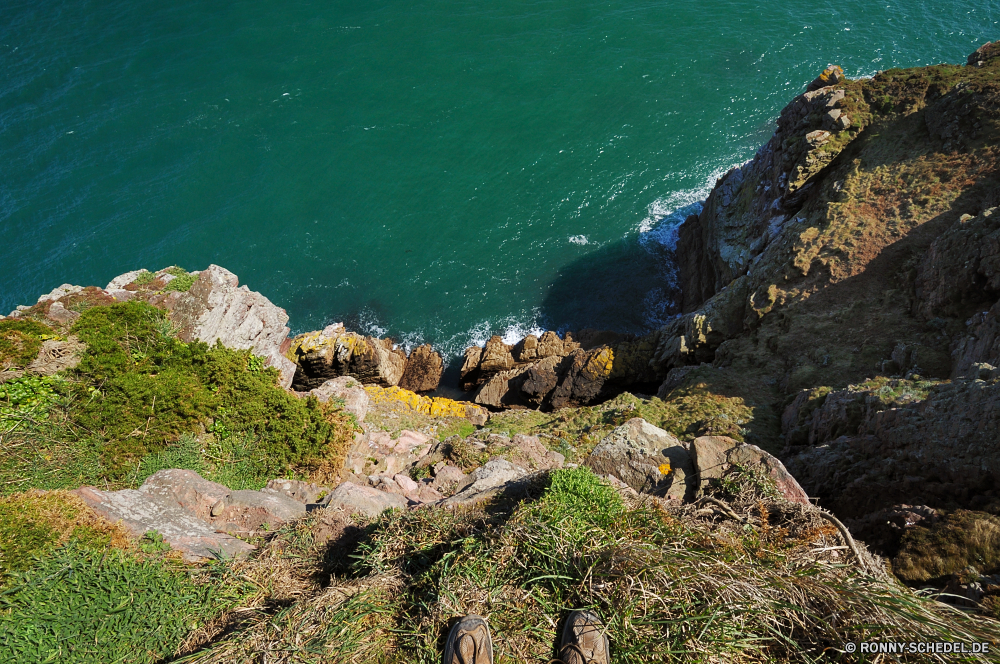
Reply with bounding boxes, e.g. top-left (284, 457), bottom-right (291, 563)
top-left (0, 544), bottom-right (244, 664)
top-left (187, 468), bottom-right (1000, 663)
